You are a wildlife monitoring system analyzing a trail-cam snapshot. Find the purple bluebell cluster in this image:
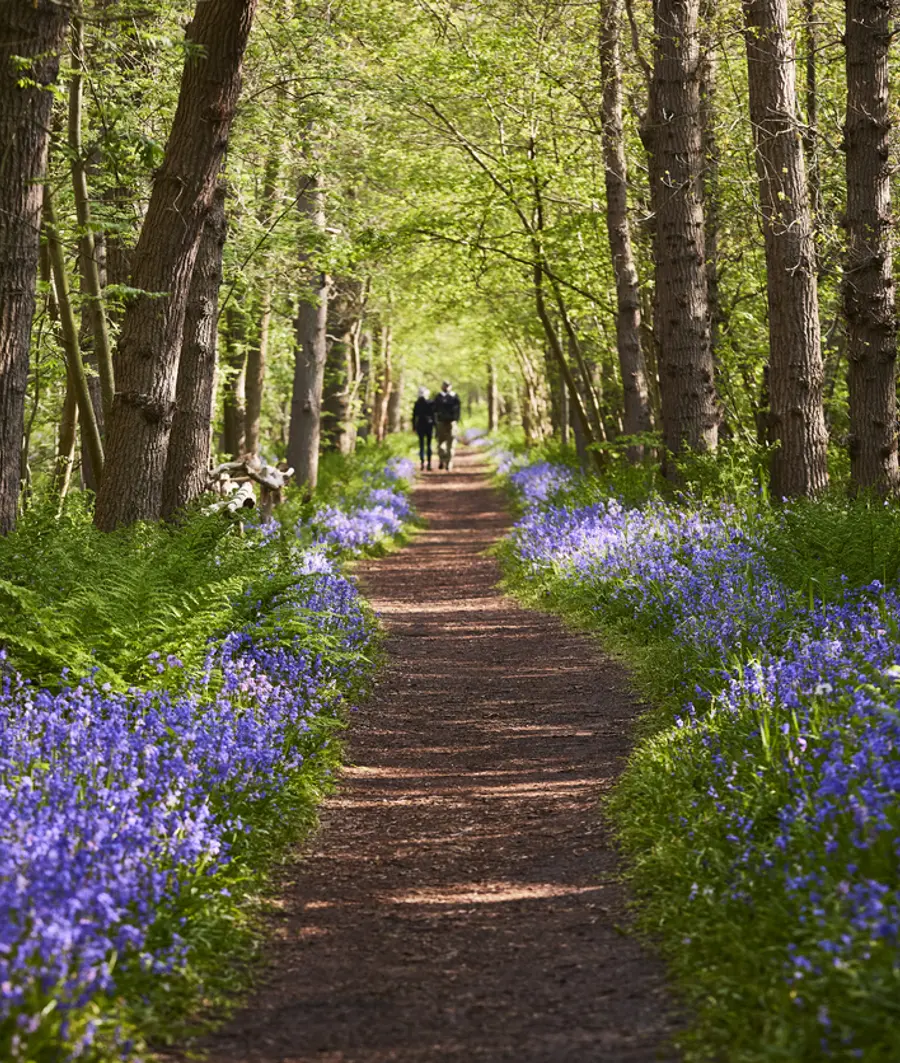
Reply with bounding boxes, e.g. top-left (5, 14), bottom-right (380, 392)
top-left (0, 559), bottom-right (368, 1058)
top-left (312, 486), bottom-right (412, 552)
top-left (508, 462), bottom-right (574, 506)
top-left (508, 462), bottom-right (900, 1053)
